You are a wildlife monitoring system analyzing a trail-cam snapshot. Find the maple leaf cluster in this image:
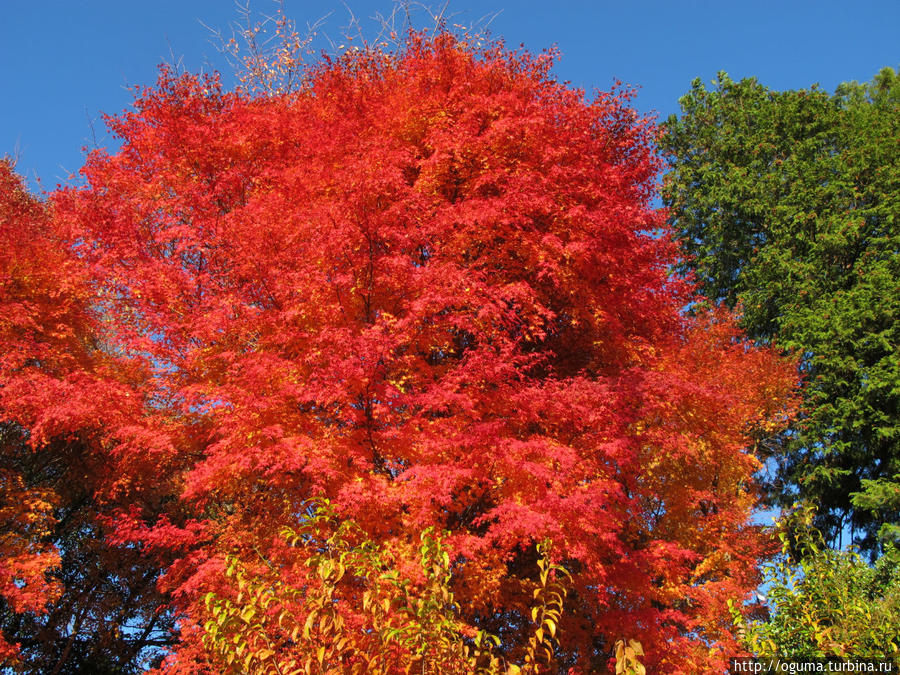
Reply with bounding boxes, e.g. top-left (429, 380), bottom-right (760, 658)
top-left (0, 35), bottom-right (795, 673)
